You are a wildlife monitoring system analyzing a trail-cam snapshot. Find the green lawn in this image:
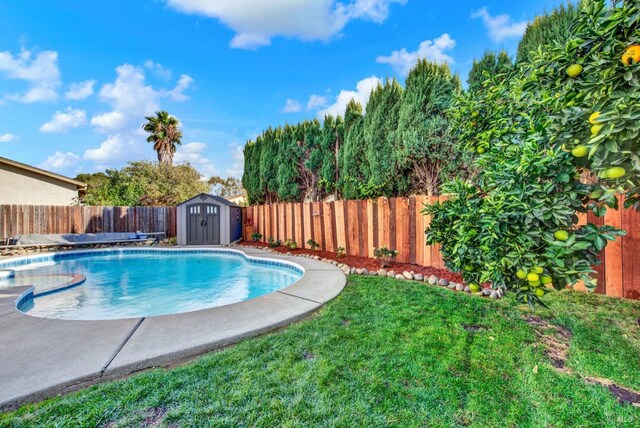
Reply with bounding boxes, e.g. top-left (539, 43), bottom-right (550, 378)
top-left (2, 276), bottom-right (640, 427)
